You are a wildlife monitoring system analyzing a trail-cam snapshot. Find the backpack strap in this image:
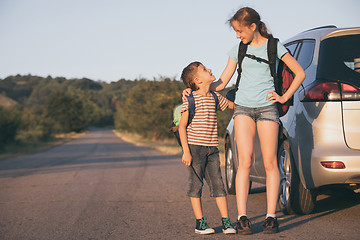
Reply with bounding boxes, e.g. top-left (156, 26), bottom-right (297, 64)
top-left (235, 42), bottom-right (249, 92)
top-left (186, 92), bottom-right (219, 126)
top-left (186, 93), bottom-right (195, 126)
top-left (267, 37), bottom-right (281, 95)
top-left (244, 53), bottom-right (270, 64)
top-left (210, 91), bottom-right (219, 112)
